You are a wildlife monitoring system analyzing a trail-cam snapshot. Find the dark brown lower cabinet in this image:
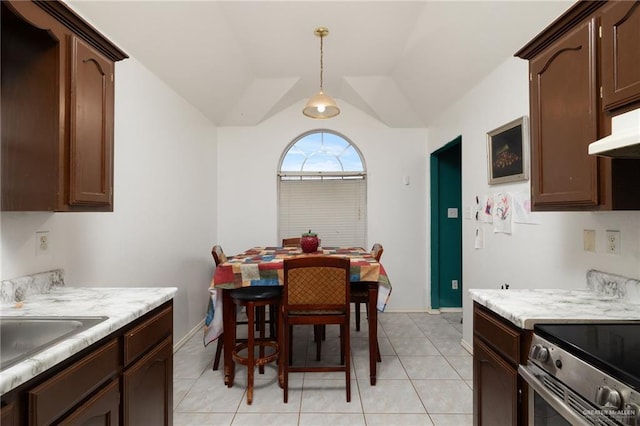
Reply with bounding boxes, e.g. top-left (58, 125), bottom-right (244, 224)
top-left (474, 338), bottom-right (518, 425)
top-left (123, 337), bottom-right (173, 426)
top-left (0, 400), bottom-right (17, 426)
top-left (58, 379), bottom-right (120, 426)
top-left (0, 301), bottom-right (173, 426)
top-left (473, 302), bottom-right (531, 426)
top-left (29, 339), bottom-right (119, 426)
